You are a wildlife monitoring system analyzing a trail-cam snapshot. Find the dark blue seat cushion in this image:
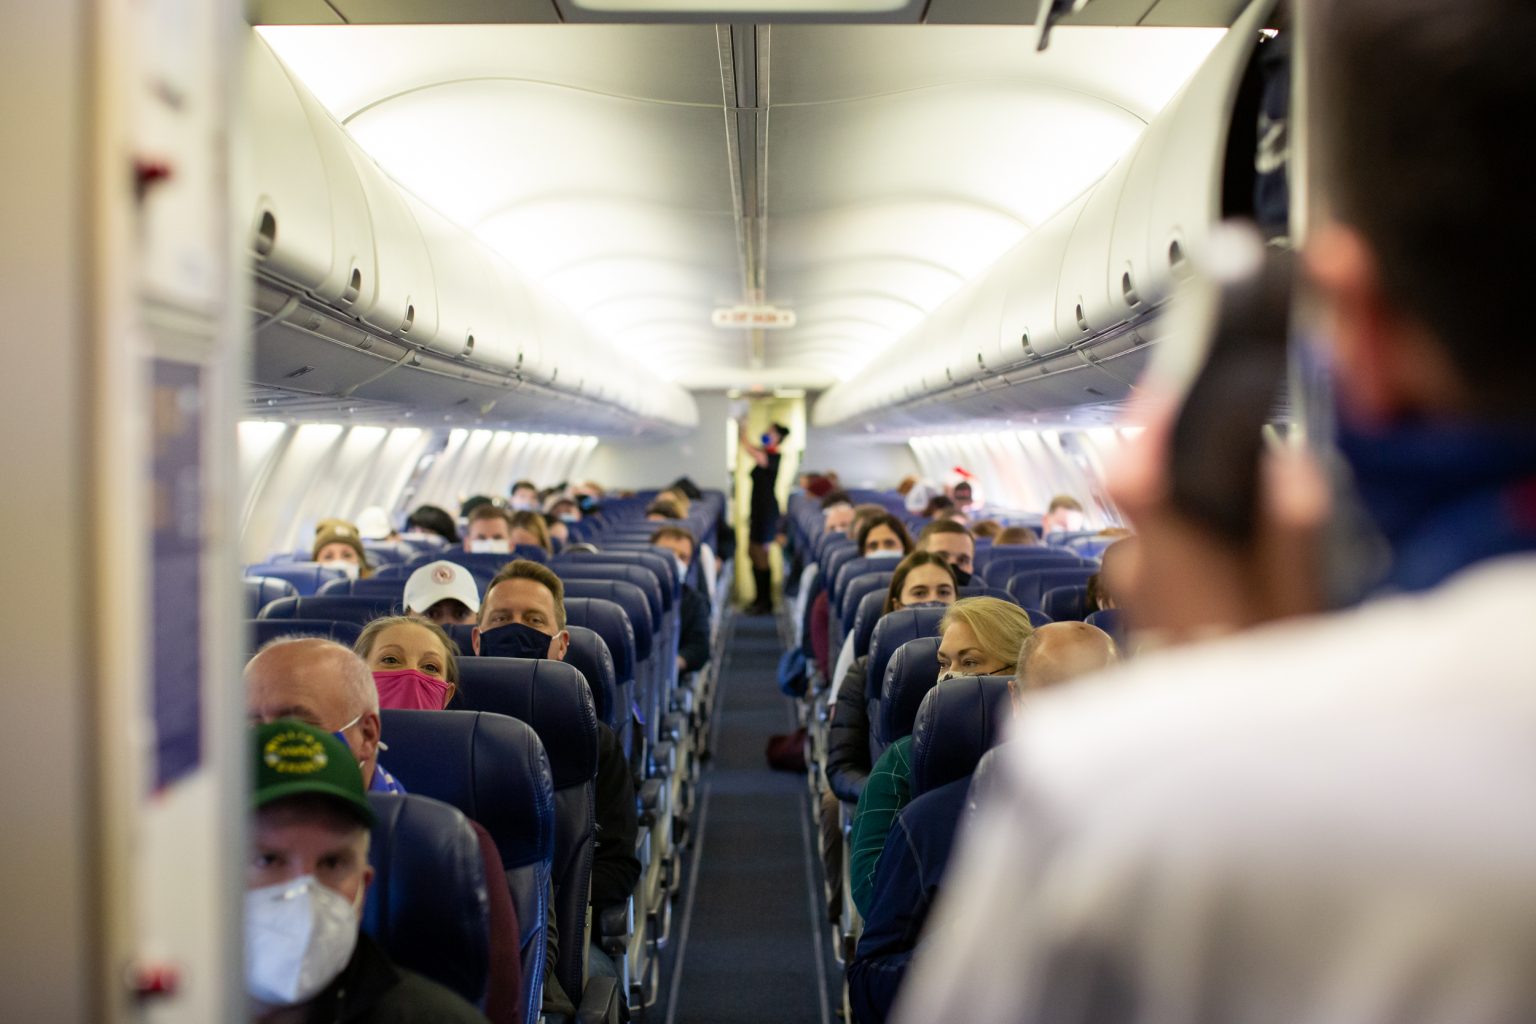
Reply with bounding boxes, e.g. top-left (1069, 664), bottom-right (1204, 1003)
top-left (875, 636), bottom-right (942, 754)
top-left (248, 618), bottom-right (362, 653)
top-left (866, 606), bottom-right (948, 703)
top-left (246, 575), bottom-right (299, 617)
top-left (1041, 584), bottom-right (1091, 622)
top-left (256, 595), bottom-right (399, 625)
top-left (909, 676), bottom-right (1013, 797)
